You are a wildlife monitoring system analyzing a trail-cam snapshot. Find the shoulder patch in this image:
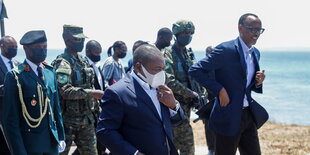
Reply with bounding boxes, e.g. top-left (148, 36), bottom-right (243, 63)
top-left (42, 61), bottom-right (53, 69)
top-left (57, 73), bottom-right (69, 85)
top-left (55, 60), bottom-right (72, 75)
top-left (16, 64), bottom-right (31, 73)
